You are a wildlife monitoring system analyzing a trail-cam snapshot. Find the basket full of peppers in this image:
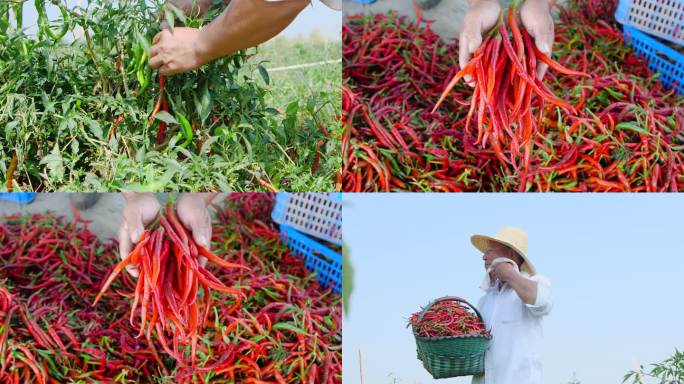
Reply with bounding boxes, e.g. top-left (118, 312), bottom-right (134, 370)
top-left (408, 296), bottom-right (491, 378)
